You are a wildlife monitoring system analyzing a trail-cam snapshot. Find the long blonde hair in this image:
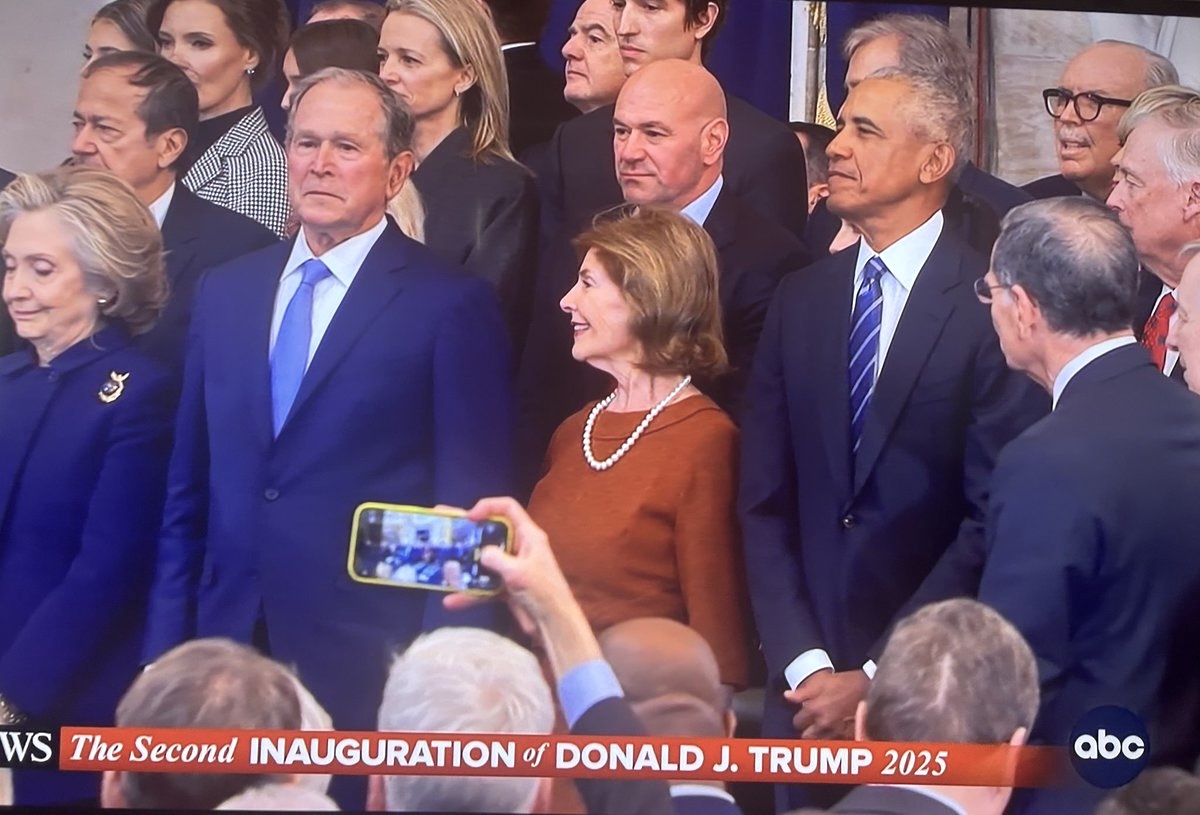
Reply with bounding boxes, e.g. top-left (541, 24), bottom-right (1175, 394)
top-left (385, 0), bottom-right (512, 161)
